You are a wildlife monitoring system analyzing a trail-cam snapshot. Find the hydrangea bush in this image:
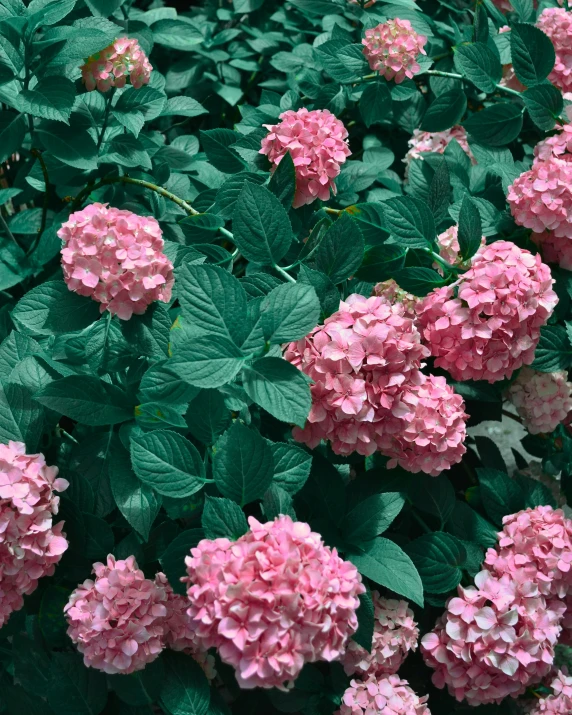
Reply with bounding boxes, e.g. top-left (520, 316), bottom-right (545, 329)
top-left (2, 0), bottom-right (572, 713)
